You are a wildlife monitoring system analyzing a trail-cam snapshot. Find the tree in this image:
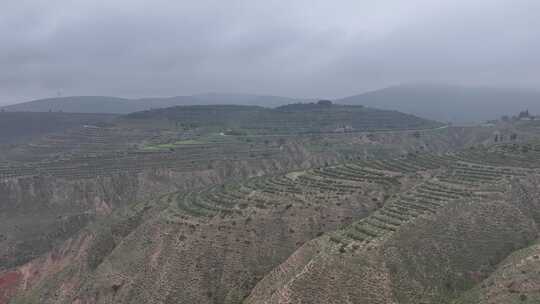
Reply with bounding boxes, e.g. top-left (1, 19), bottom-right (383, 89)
top-left (518, 110), bottom-right (531, 119)
top-left (317, 100), bottom-right (333, 106)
